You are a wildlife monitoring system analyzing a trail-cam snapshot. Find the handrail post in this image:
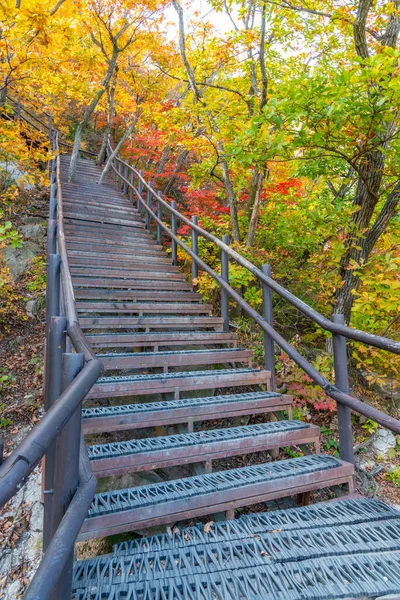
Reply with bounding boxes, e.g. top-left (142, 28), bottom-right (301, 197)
top-left (50, 352), bottom-right (85, 600)
top-left (261, 264), bottom-right (276, 391)
top-left (16, 96), bottom-right (21, 120)
top-left (123, 164), bottom-right (128, 195)
top-left (43, 316), bottom-right (66, 551)
top-left (191, 216), bottom-right (198, 284)
top-left (332, 314), bottom-right (355, 464)
top-left (129, 169), bottom-right (134, 203)
top-left (146, 187), bottom-right (152, 229)
top-left (48, 115), bottom-right (53, 141)
top-left (221, 234), bottom-right (230, 332)
top-left (157, 194), bottom-right (163, 245)
top-left (171, 201), bottom-right (178, 266)
top-left (138, 170), bottom-right (143, 212)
